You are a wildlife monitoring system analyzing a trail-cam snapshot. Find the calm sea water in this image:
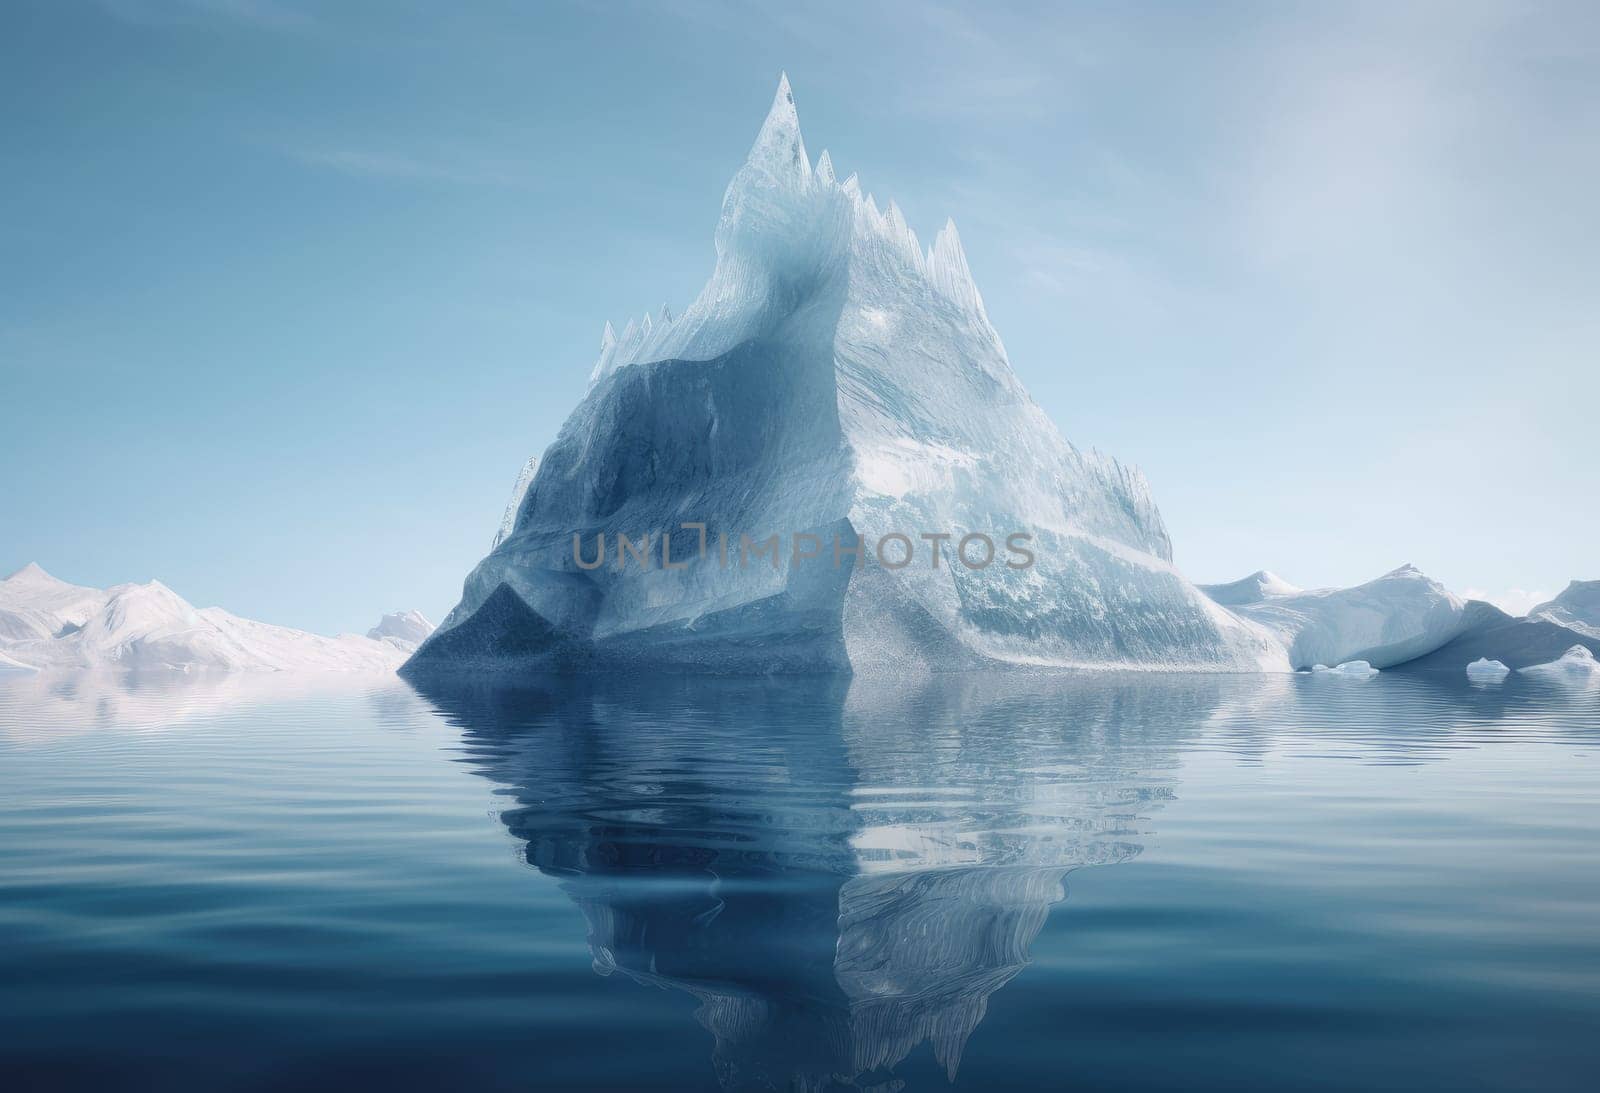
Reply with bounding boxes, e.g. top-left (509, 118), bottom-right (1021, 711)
top-left (1, 669), bottom-right (1598, 1091)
